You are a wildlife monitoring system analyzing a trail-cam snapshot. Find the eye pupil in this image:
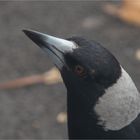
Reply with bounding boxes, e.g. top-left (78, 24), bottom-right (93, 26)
top-left (77, 66), bottom-right (82, 71)
top-left (75, 65), bottom-right (85, 76)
